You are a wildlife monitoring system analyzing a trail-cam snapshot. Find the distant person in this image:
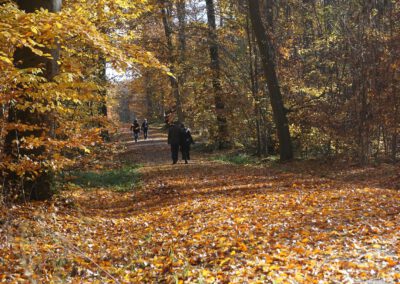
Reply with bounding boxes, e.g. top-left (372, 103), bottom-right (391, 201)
top-left (141, 119), bottom-right (149, 140)
top-left (130, 119), bottom-right (140, 143)
top-left (180, 124), bottom-right (194, 164)
top-left (168, 121), bottom-right (181, 164)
